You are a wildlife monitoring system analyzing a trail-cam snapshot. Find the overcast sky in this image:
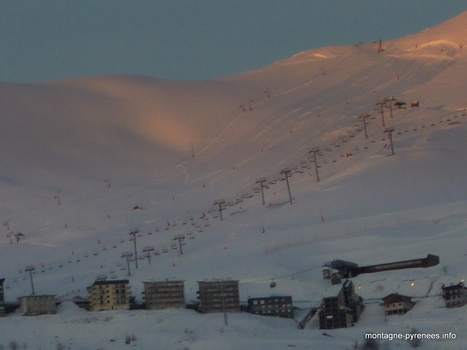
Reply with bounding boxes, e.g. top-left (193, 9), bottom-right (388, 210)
top-left (1, 1), bottom-right (466, 83)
